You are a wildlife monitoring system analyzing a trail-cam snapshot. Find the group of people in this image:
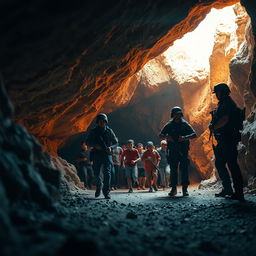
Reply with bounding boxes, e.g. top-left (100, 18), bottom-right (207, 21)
top-left (78, 83), bottom-right (244, 201)
top-left (76, 138), bottom-right (170, 193)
